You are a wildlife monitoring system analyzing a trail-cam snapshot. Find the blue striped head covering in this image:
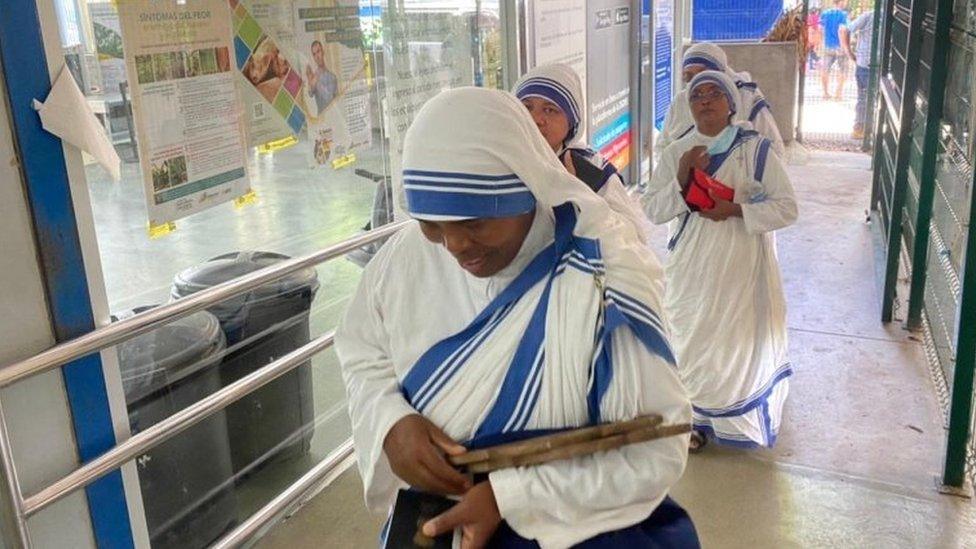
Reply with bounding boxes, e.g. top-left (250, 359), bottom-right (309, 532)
top-left (403, 88), bottom-right (541, 221)
top-left (513, 64), bottom-right (584, 145)
top-left (682, 42), bottom-right (729, 73)
top-left (688, 70), bottom-right (741, 117)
